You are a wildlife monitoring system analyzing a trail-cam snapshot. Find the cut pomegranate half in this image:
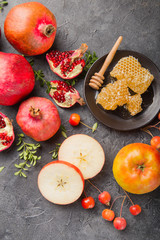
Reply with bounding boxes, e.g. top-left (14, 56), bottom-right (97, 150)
top-left (46, 43), bottom-right (88, 79)
top-left (0, 112), bottom-right (15, 152)
top-left (49, 80), bottom-right (85, 108)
